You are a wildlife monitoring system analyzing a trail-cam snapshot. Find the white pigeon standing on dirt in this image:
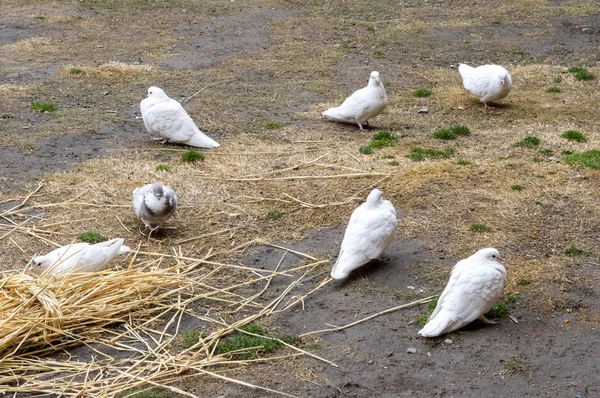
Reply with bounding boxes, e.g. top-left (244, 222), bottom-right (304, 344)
top-left (322, 71), bottom-right (388, 130)
top-left (30, 238), bottom-right (130, 277)
top-left (132, 182), bottom-right (178, 231)
top-left (139, 86), bottom-right (220, 148)
top-left (458, 64), bottom-right (512, 109)
top-left (418, 248), bottom-right (507, 337)
top-left (330, 189), bottom-right (398, 279)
